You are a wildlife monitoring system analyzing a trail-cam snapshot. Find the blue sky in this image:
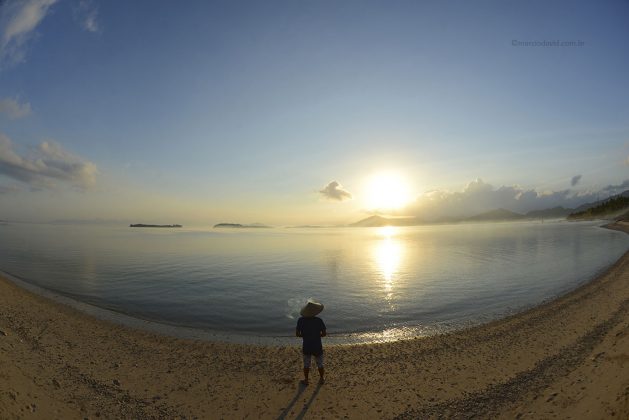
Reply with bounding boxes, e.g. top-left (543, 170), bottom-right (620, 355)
top-left (0, 0), bottom-right (628, 225)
